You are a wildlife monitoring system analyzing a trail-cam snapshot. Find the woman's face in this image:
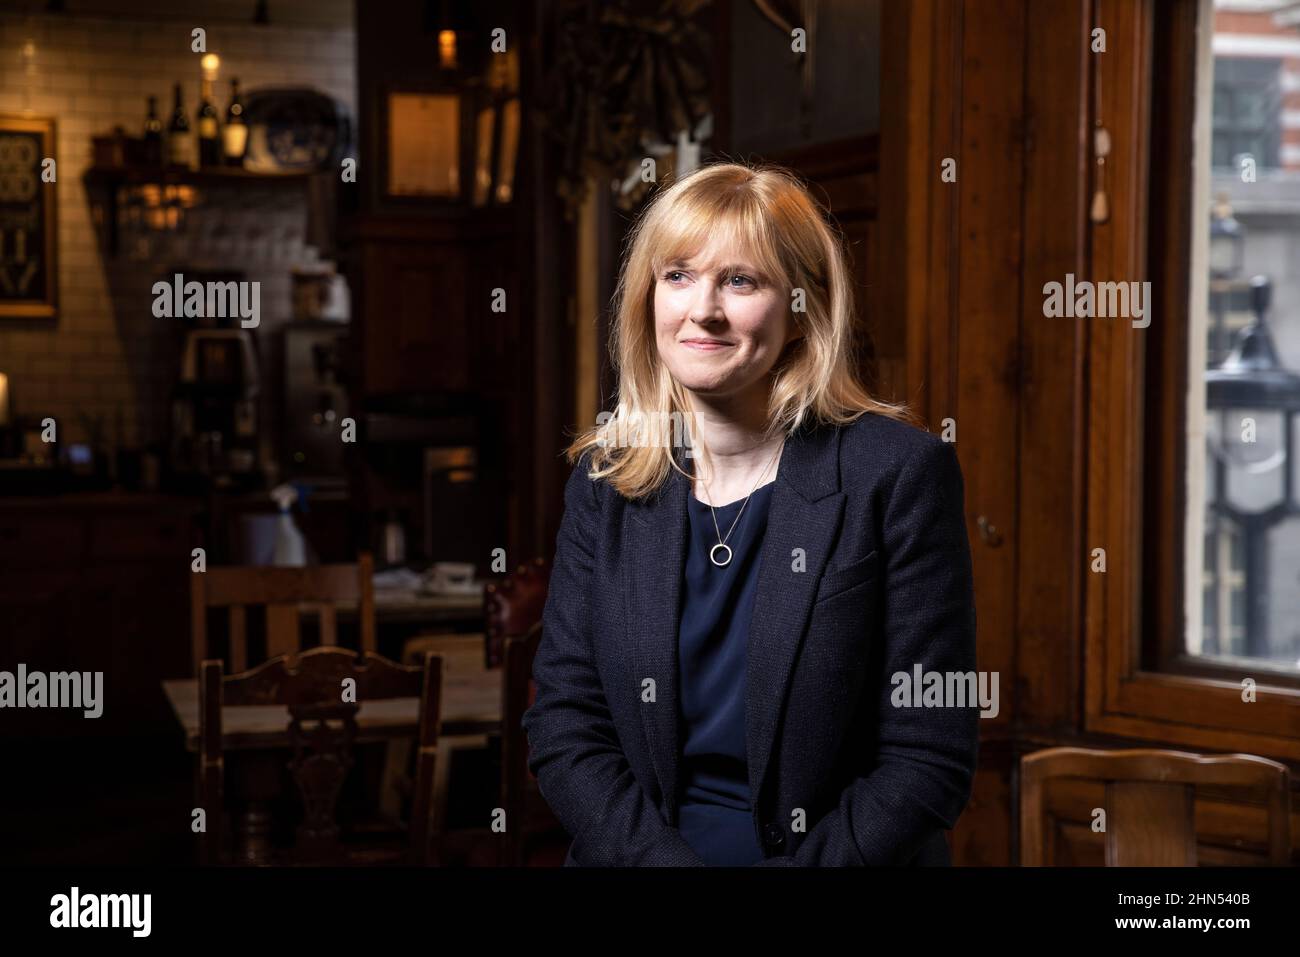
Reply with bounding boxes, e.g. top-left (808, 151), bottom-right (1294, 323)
top-left (653, 237), bottom-right (795, 401)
